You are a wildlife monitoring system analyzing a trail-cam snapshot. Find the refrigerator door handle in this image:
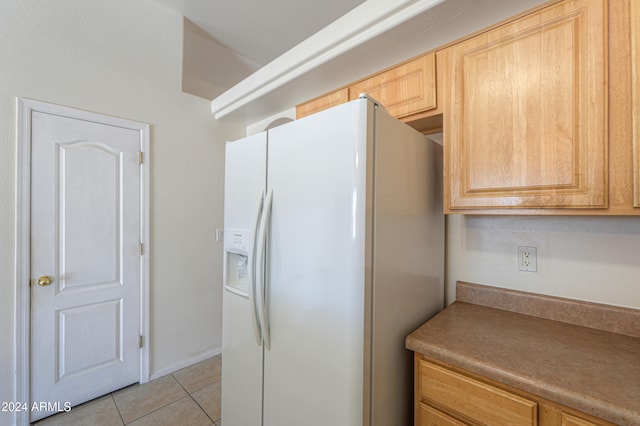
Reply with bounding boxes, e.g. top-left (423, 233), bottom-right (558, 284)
top-left (256, 189), bottom-right (273, 350)
top-left (249, 191), bottom-right (264, 346)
